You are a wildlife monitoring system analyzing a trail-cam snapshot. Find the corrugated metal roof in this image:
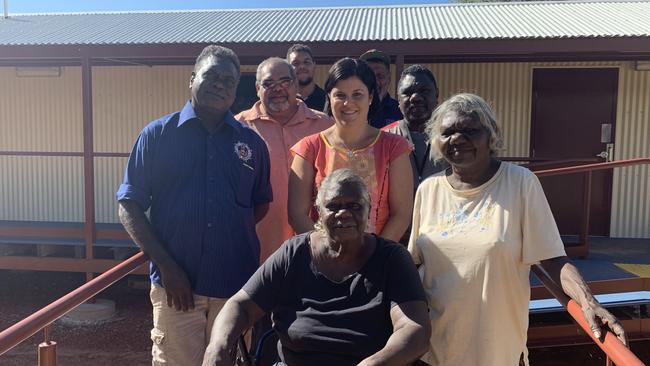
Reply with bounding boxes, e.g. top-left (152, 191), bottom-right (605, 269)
top-left (1, 1), bottom-right (649, 46)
